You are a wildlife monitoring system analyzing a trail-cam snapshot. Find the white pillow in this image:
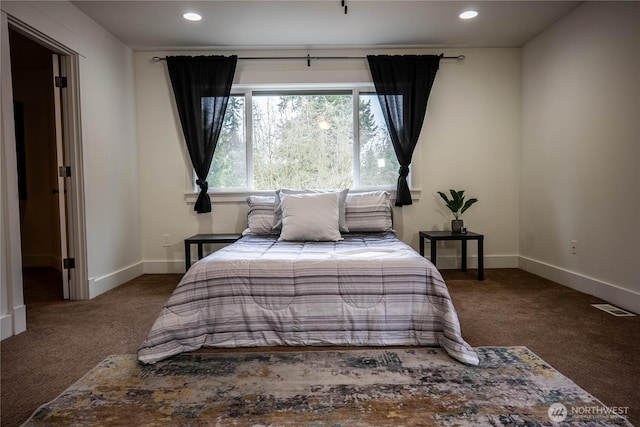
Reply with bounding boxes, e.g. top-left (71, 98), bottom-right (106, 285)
top-left (278, 192), bottom-right (343, 242)
top-left (273, 188), bottom-right (349, 233)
